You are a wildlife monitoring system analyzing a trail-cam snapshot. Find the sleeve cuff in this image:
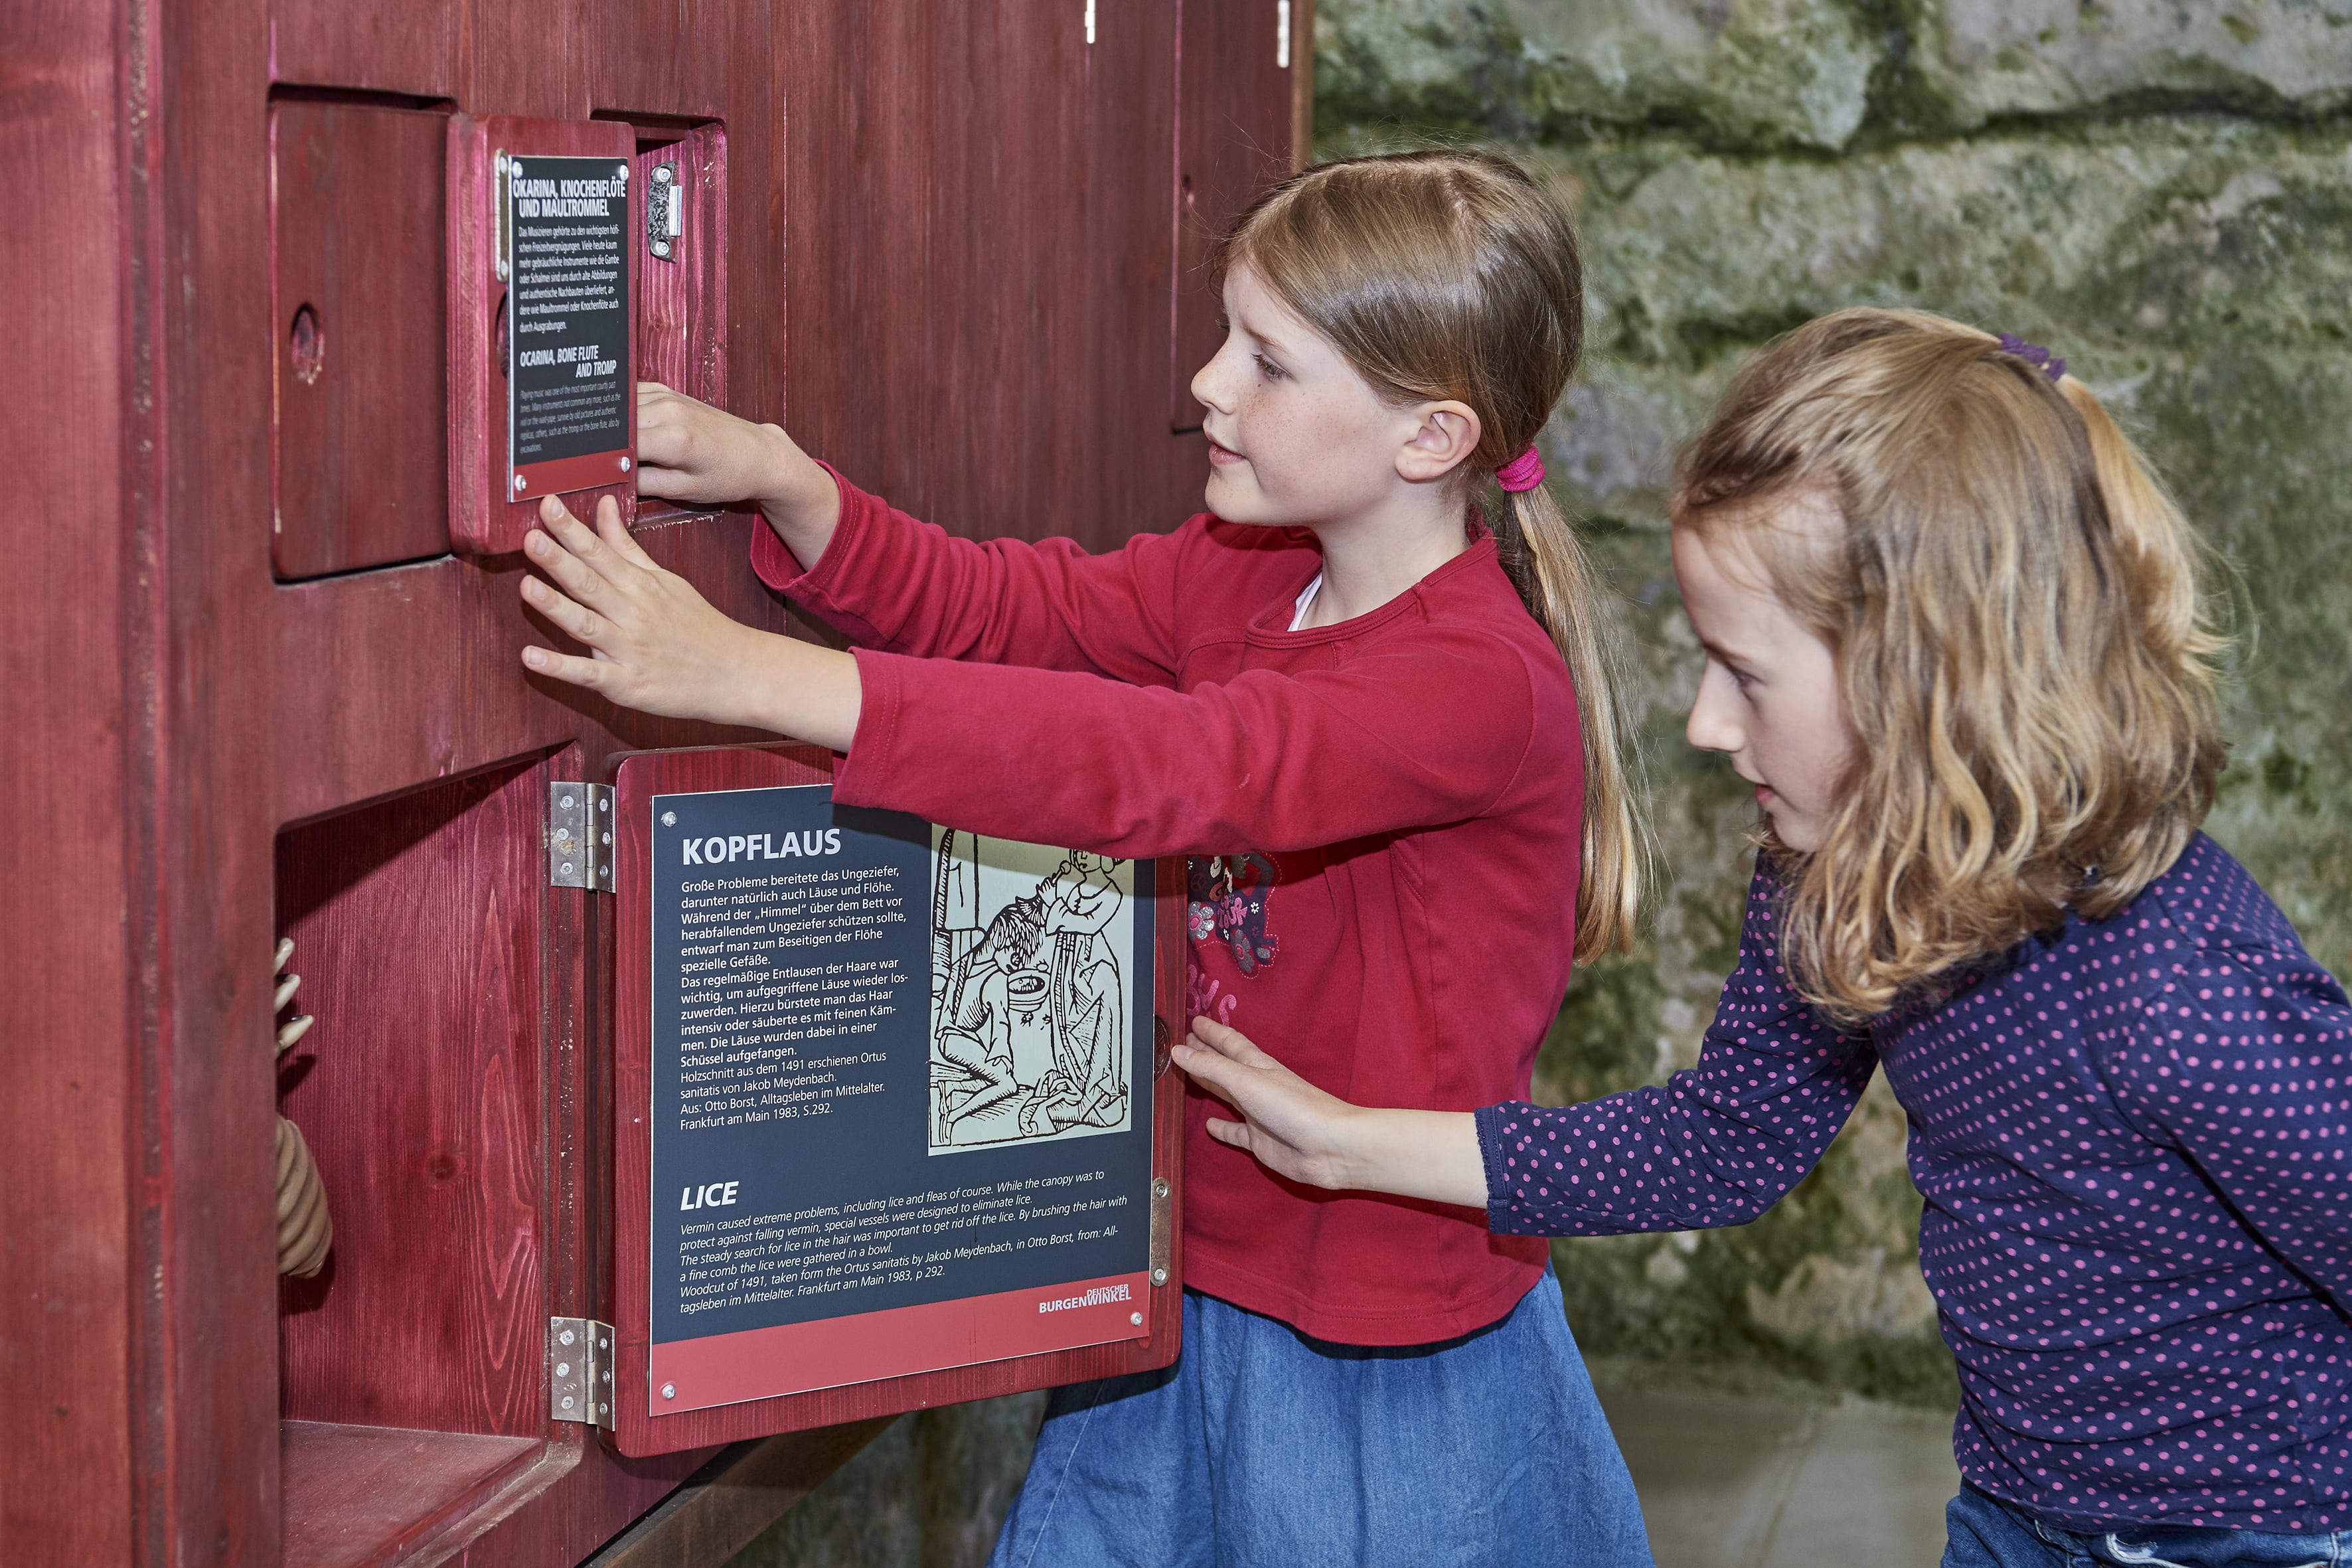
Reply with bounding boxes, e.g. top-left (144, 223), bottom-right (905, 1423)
top-left (747, 459), bottom-right (860, 599)
top-left (1475, 1102), bottom-right (1529, 1233)
top-left (832, 647), bottom-right (908, 805)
